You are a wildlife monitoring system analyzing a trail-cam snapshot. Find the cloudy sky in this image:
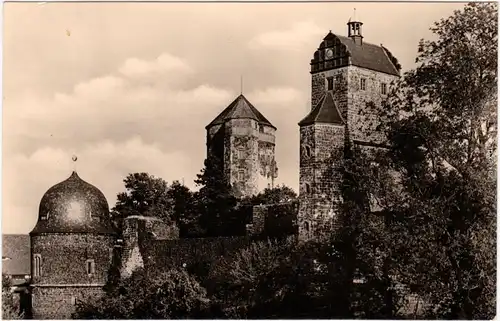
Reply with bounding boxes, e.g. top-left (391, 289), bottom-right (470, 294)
top-left (3, 1), bottom-right (465, 234)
